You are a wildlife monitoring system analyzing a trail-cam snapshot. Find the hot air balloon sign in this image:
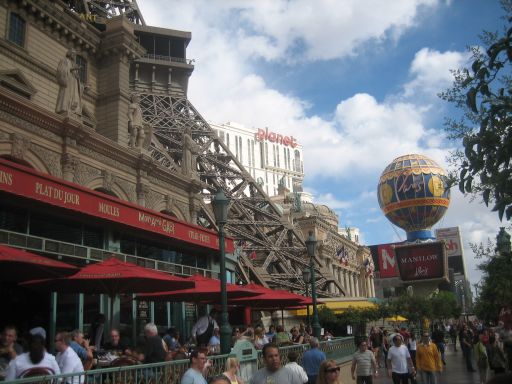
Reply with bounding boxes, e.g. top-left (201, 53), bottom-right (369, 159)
top-left (378, 154), bottom-right (451, 241)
